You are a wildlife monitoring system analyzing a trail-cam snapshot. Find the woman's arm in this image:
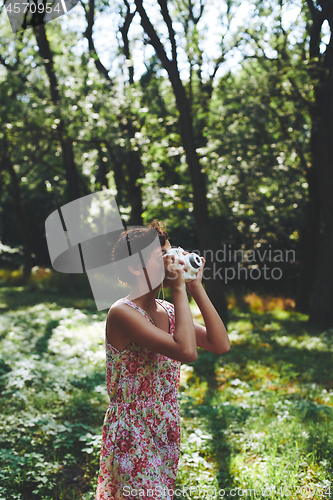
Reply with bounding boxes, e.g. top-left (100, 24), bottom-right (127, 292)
top-left (109, 255), bottom-right (197, 363)
top-left (172, 285), bottom-right (197, 360)
top-left (190, 287), bottom-right (230, 354)
top-left (185, 256), bottom-right (230, 355)
top-left (162, 253), bottom-right (197, 359)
